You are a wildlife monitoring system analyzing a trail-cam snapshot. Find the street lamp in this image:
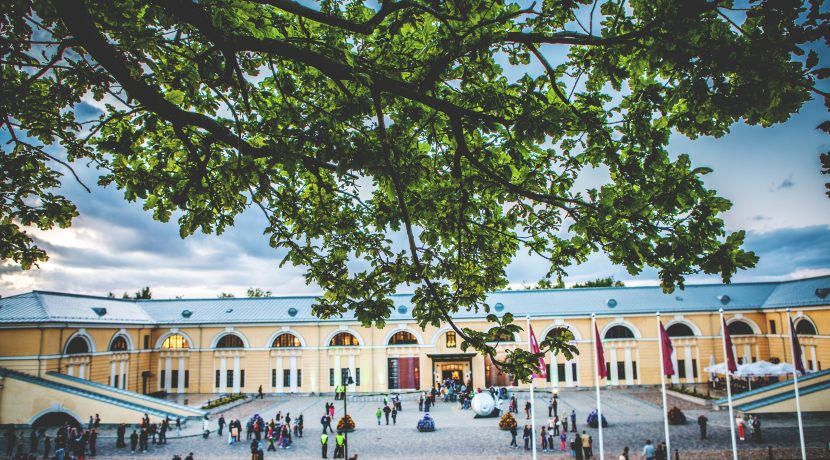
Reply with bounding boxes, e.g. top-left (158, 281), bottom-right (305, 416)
top-left (343, 369), bottom-right (355, 460)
